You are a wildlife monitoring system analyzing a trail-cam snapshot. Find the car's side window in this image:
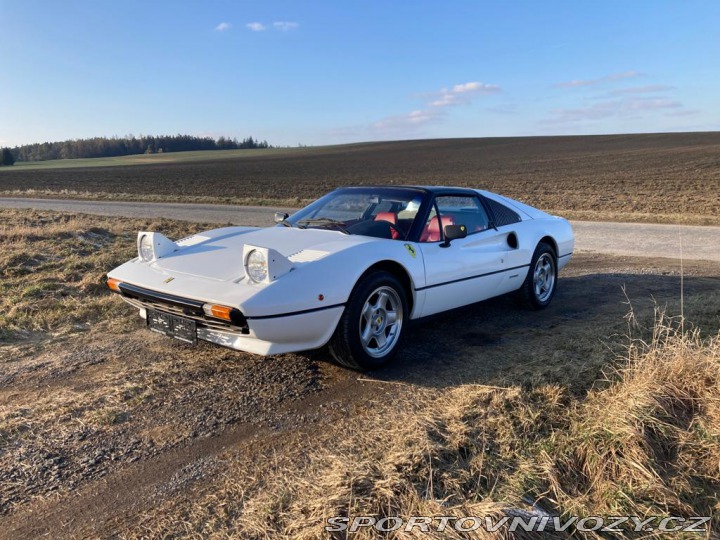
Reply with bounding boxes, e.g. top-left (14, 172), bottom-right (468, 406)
top-left (419, 195), bottom-right (489, 243)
